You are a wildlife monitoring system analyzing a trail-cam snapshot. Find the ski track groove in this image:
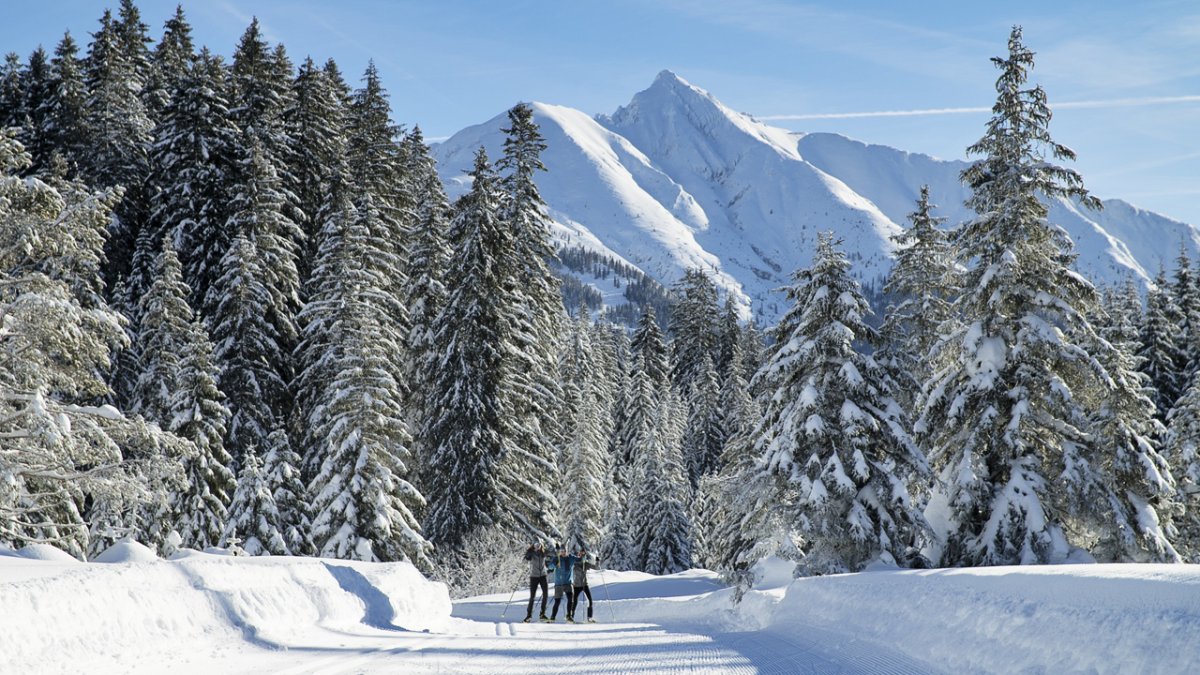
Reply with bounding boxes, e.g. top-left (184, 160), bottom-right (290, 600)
top-left (211, 600), bottom-right (940, 673)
